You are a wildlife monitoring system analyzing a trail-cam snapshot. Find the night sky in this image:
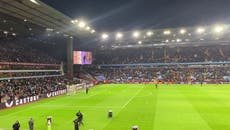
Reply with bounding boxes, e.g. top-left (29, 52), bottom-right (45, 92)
top-left (41, 0), bottom-right (230, 32)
